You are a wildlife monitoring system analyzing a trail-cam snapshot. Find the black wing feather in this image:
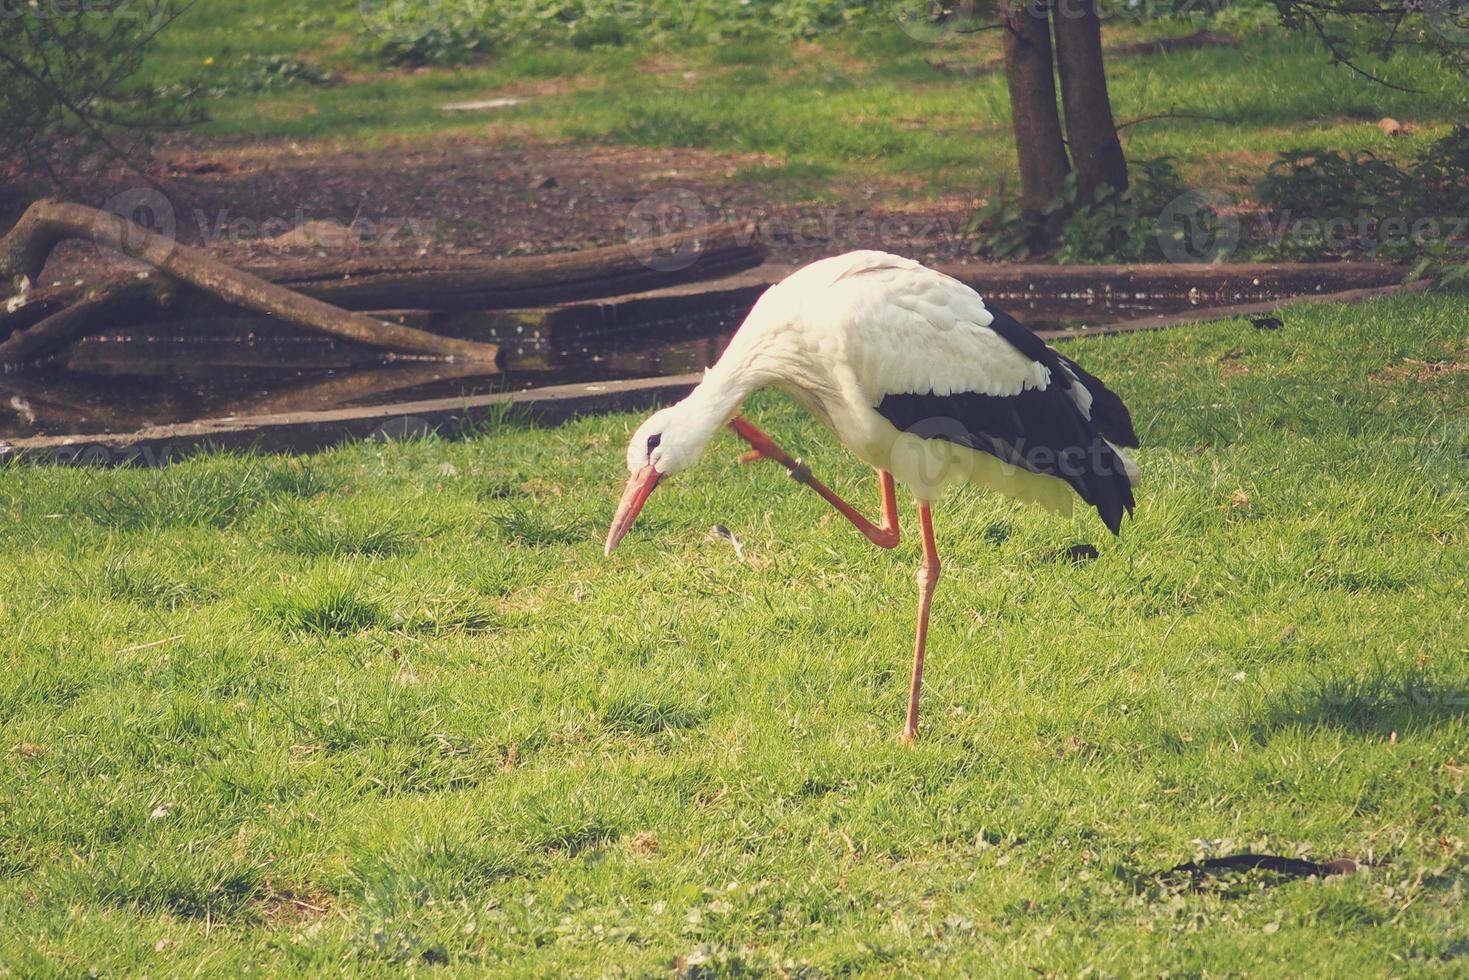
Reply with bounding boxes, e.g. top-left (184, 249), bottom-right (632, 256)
top-left (985, 305), bottom-right (1139, 448)
top-left (1051, 350), bottom-right (1139, 448)
top-left (875, 305), bottom-right (1137, 534)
